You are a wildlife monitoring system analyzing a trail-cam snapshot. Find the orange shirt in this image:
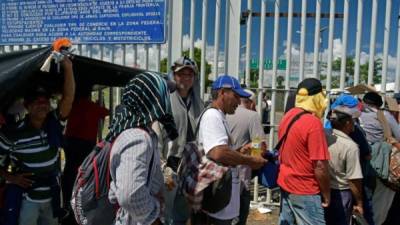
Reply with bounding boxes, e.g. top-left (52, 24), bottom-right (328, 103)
top-left (277, 108), bottom-right (330, 195)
